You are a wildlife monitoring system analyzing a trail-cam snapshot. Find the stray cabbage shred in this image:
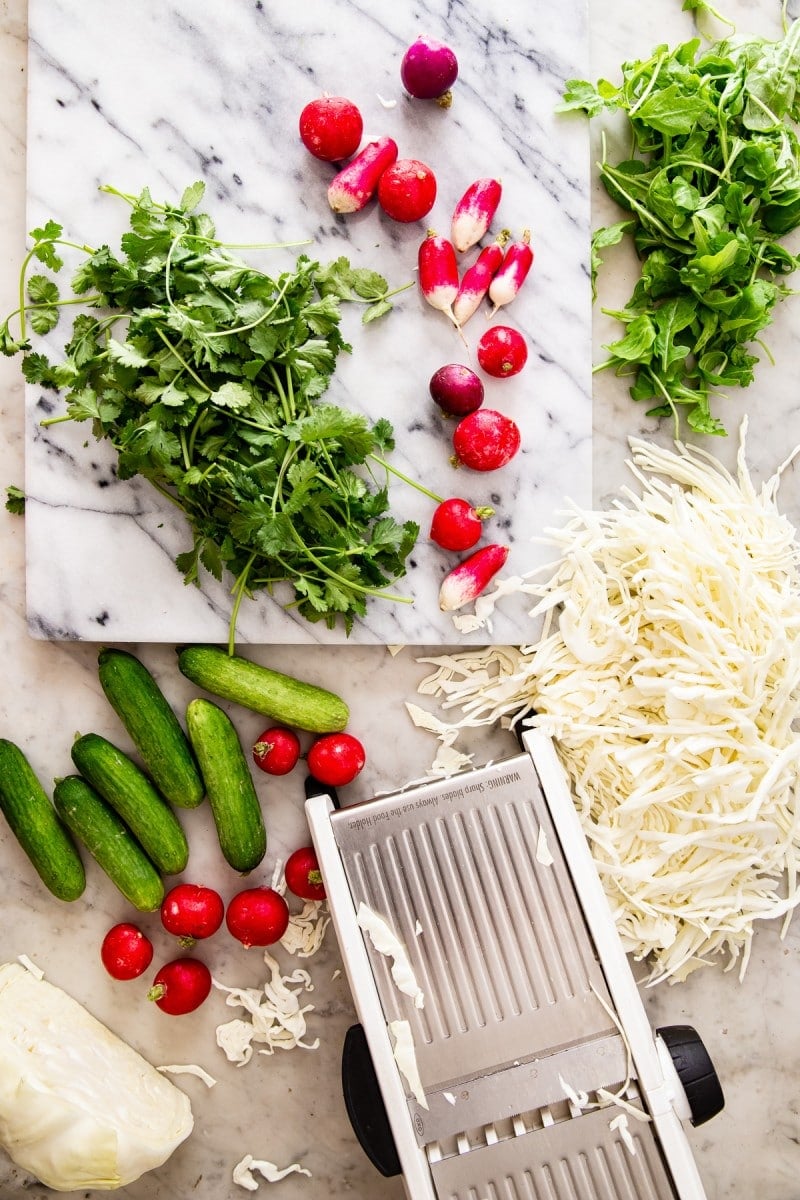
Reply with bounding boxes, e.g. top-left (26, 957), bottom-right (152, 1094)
top-left (410, 422), bottom-right (800, 984)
